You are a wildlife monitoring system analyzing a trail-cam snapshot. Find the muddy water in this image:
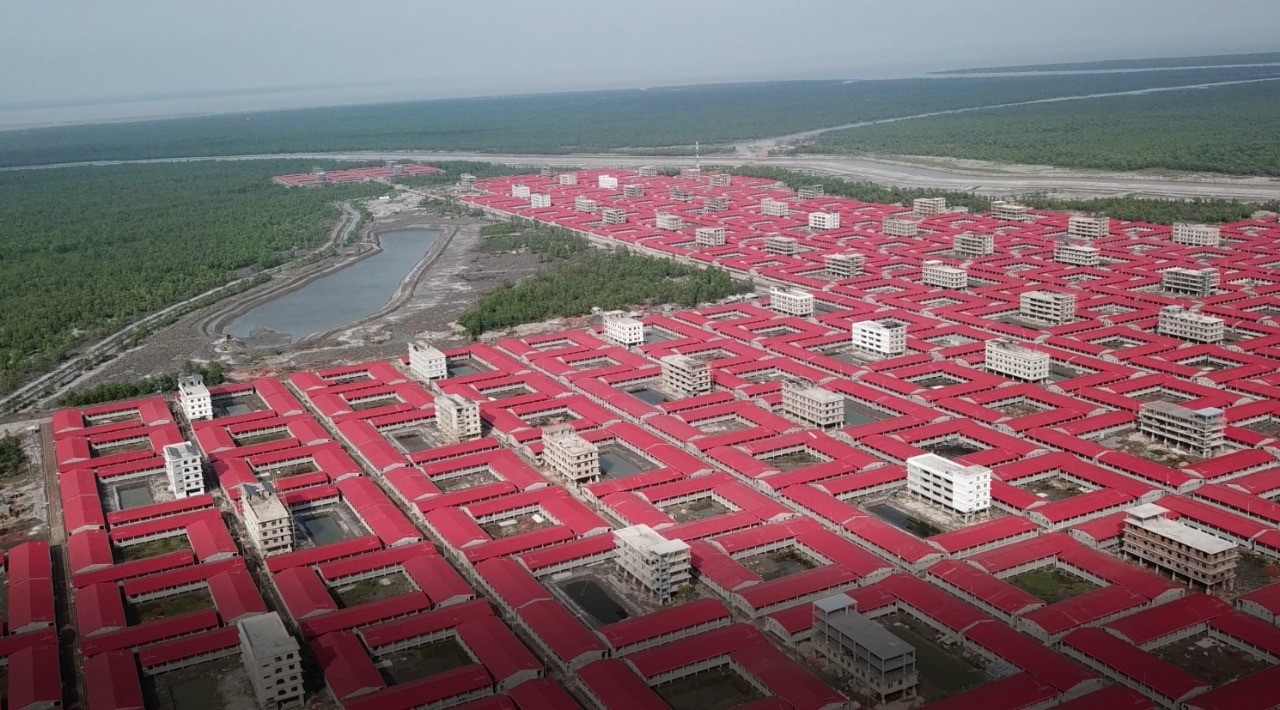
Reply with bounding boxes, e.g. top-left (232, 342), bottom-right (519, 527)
top-left (226, 228), bottom-right (439, 342)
